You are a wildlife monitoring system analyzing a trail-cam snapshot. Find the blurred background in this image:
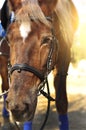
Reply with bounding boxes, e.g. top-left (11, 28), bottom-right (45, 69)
top-left (71, 0), bottom-right (86, 64)
top-left (67, 0), bottom-right (86, 94)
